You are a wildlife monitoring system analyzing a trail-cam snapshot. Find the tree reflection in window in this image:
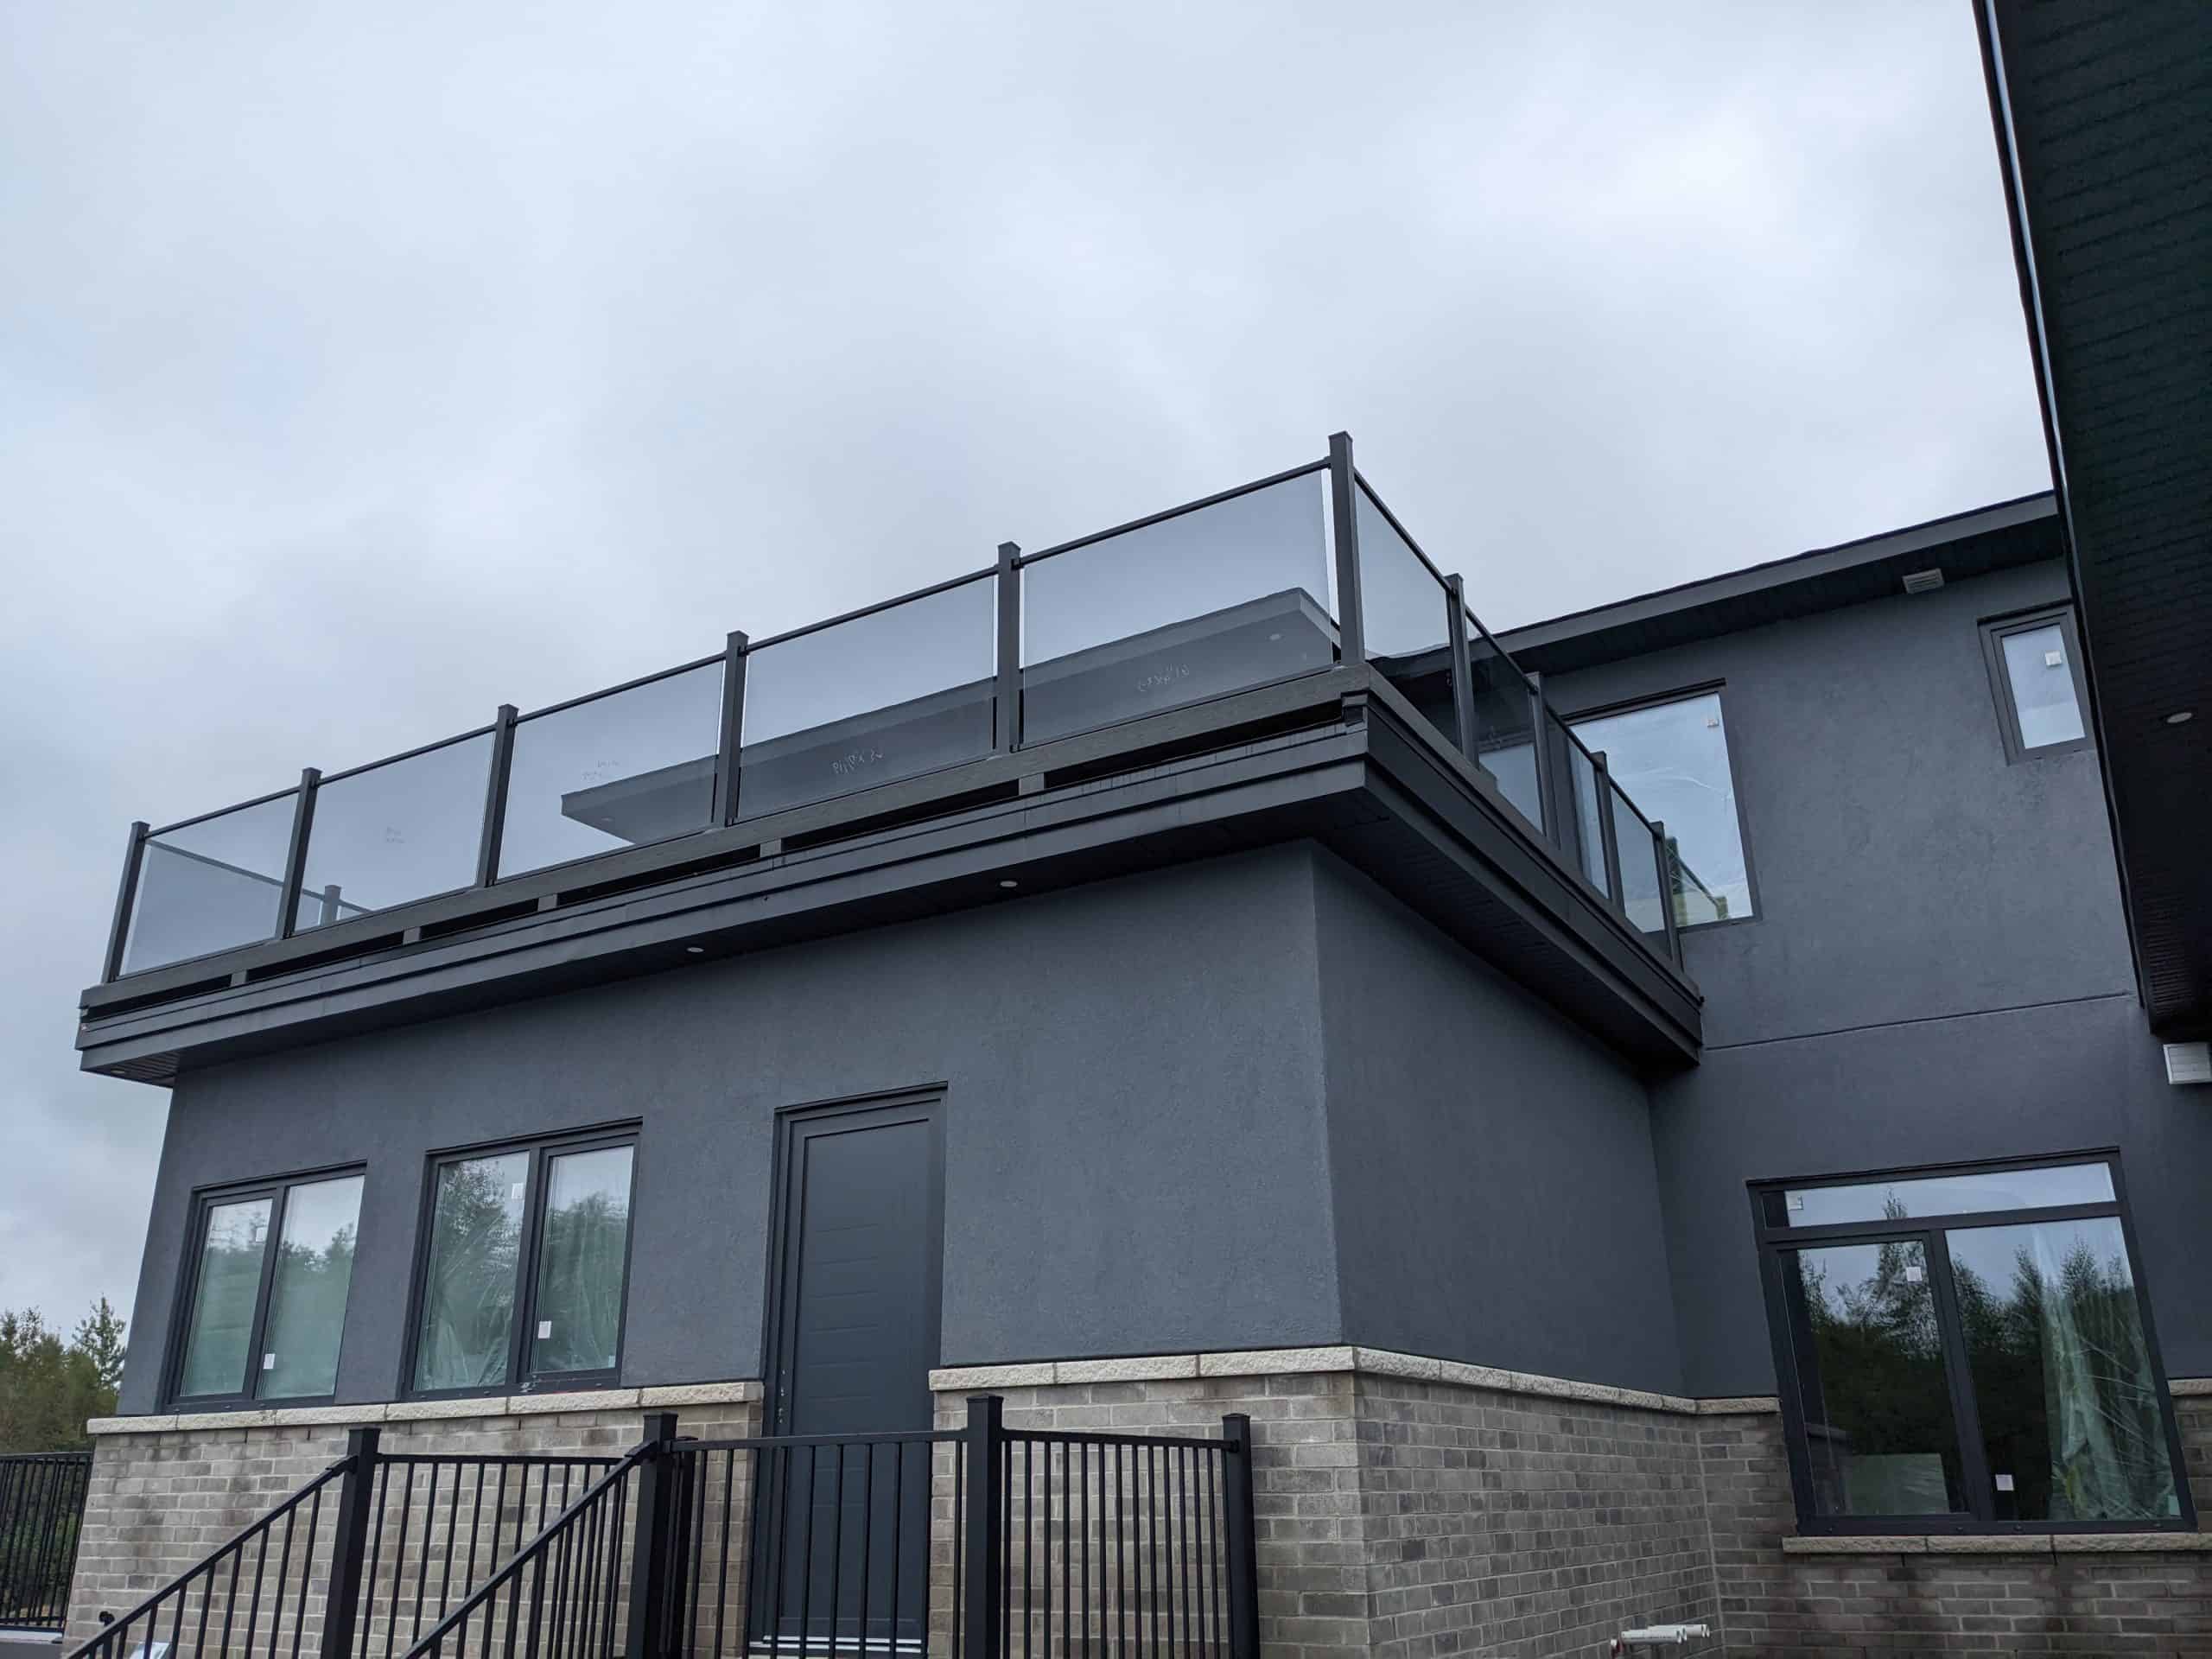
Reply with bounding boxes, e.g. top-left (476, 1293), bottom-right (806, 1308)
top-left (413, 1152), bottom-right (528, 1392)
